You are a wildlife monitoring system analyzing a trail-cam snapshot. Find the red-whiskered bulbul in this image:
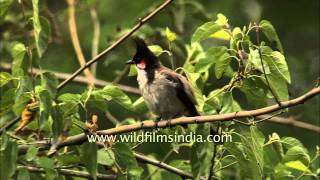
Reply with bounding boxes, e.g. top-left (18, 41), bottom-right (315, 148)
top-left (126, 38), bottom-right (199, 123)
